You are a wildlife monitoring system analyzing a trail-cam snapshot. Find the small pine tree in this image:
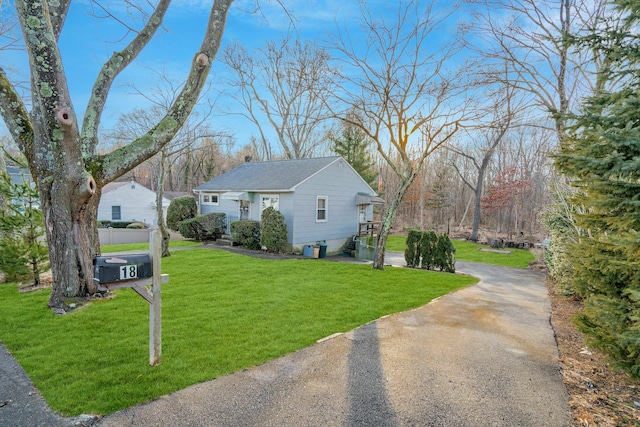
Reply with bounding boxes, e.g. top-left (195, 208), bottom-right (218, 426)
top-left (330, 113), bottom-right (378, 186)
top-left (0, 171), bottom-right (49, 285)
